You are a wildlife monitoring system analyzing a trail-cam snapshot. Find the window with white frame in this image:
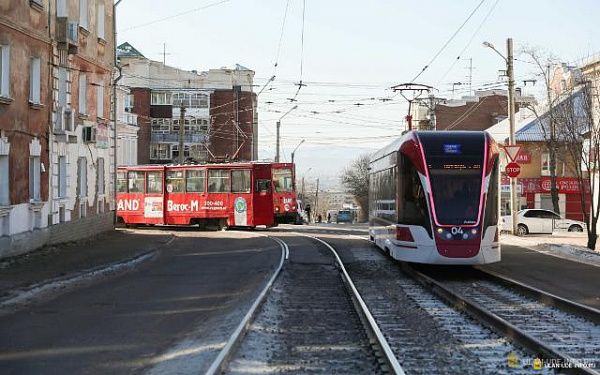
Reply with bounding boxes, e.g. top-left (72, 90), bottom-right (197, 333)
top-left (58, 156), bottom-right (67, 198)
top-left (29, 57), bottom-right (41, 104)
top-left (96, 80), bottom-right (104, 118)
top-left (79, 74), bottom-right (87, 114)
top-left (78, 157), bottom-right (87, 198)
top-left (541, 153), bottom-right (550, 176)
top-left (97, 2), bottom-right (105, 40)
top-left (124, 94), bottom-right (134, 111)
top-left (29, 155), bottom-right (41, 201)
top-left (151, 92), bottom-right (170, 105)
top-left (0, 45), bottom-right (9, 98)
top-left (0, 154), bottom-right (8, 205)
top-left (171, 145), bottom-right (190, 160)
top-left (58, 67), bottom-right (67, 107)
top-left (150, 144), bottom-right (169, 160)
top-left (57, 0), bottom-right (67, 17)
top-left (79, 0), bottom-right (88, 29)
top-left (97, 157), bottom-right (105, 195)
